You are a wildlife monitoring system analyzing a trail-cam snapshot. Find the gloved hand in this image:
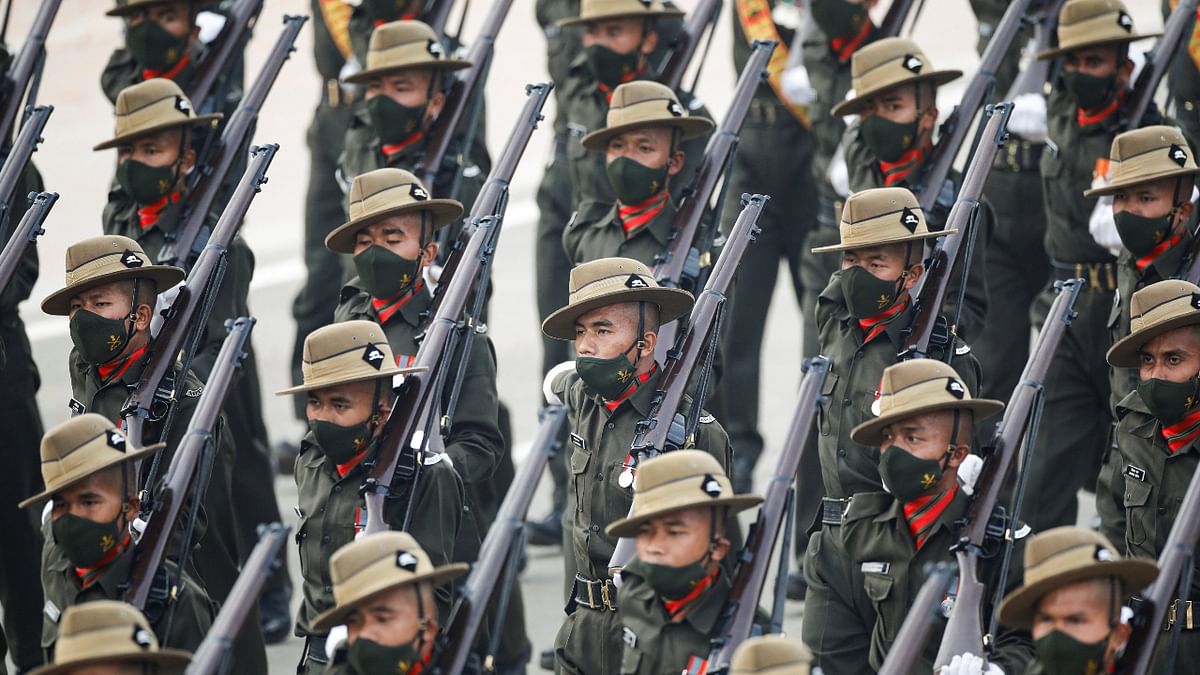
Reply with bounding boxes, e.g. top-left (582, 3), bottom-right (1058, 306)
top-left (939, 653), bottom-right (1004, 675)
top-left (829, 144), bottom-right (851, 198)
top-left (1089, 193), bottom-right (1121, 257)
top-left (150, 281), bottom-right (183, 338)
top-left (543, 361), bottom-right (576, 405)
top-left (958, 454), bottom-right (984, 496)
top-left (1007, 92), bottom-right (1047, 144)
top-left (781, 64), bottom-right (818, 106)
top-left (325, 625), bottom-right (347, 660)
top-left (196, 11), bottom-right (226, 45)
